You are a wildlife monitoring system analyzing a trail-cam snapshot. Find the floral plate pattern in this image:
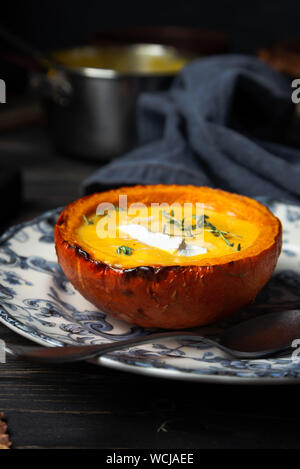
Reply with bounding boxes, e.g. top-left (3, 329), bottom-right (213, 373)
top-left (1, 199), bottom-right (300, 384)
